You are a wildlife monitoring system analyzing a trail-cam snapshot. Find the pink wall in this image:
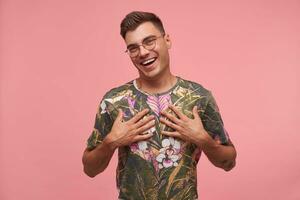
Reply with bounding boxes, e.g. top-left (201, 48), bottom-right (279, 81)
top-left (1, 0), bottom-right (300, 199)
